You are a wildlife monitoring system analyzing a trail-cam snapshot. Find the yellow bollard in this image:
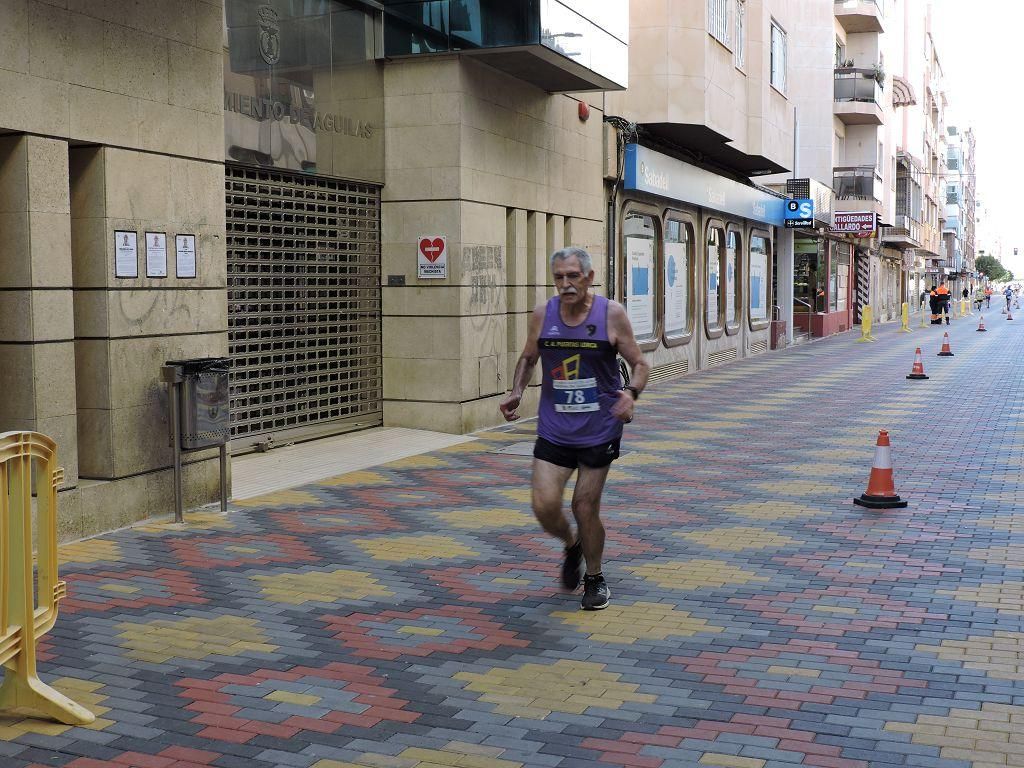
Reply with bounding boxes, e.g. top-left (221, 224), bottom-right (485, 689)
top-left (0, 432), bottom-right (94, 726)
top-left (899, 301), bottom-right (913, 332)
top-left (964, 299), bottom-right (971, 316)
top-left (920, 299), bottom-right (928, 328)
top-left (855, 304), bottom-right (876, 342)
